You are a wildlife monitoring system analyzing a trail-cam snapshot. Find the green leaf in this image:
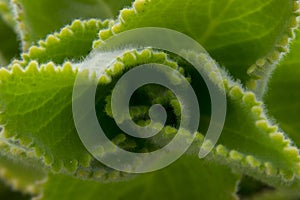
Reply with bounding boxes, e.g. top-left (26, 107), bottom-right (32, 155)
top-left (0, 62), bottom-right (91, 174)
top-left (94, 0), bottom-right (300, 87)
top-left (264, 30), bottom-right (300, 148)
top-left (258, 30), bottom-right (300, 193)
top-left (14, 19), bottom-right (110, 67)
top-left (206, 79), bottom-right (300, 186)
top-left (37, 156), bottom-right (240, 200)
top-left (12, 0), bottom-right (133, 50)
